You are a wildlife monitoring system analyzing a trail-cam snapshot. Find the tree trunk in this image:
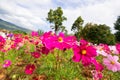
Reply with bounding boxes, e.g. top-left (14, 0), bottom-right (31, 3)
top-left (55, 24), bottom-right (58, 34)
